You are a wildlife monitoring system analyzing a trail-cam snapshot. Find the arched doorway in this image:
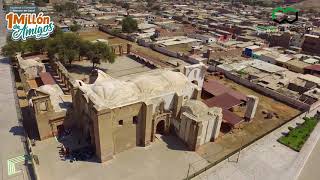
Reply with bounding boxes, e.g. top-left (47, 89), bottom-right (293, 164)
top-left (151, 113), bottom-right (171, 142)
top-left (156, 120), bottom-right (165, 134)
